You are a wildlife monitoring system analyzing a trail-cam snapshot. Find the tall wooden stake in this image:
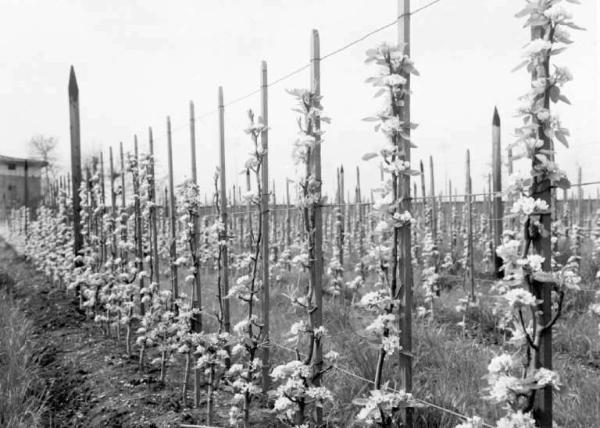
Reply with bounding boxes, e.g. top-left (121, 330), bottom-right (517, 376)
top-left (167, 117), bottom-right (179, 300)
top-left (577, 166), bottom-right (583, 228)
top-left (429, 155), bottom-right (437, 242)
top-left (109, 147), bottom-right (117, 256)
top-left (190, 100), bottom-right (202, 332)
top-left (530, 26), bottom-right (553, 427)
top-left (398, 2), bottom-right (413, 425)
top-left (68, 66), bottom-right (83, 260)
top-left (492, 107), bottom-right (504, 278)
top-left (134, 136), bottom-right (145, 314)
top-left (148, 128), bottom-right (160, 288)
top-left (466, 150), bottom-right (475, 301)
top-left (218, 87), bottom-right (230, 334)
top-left (310, 29), bottom-right (324, 425)
top-left (260, 61), bottom-right (271, 392)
